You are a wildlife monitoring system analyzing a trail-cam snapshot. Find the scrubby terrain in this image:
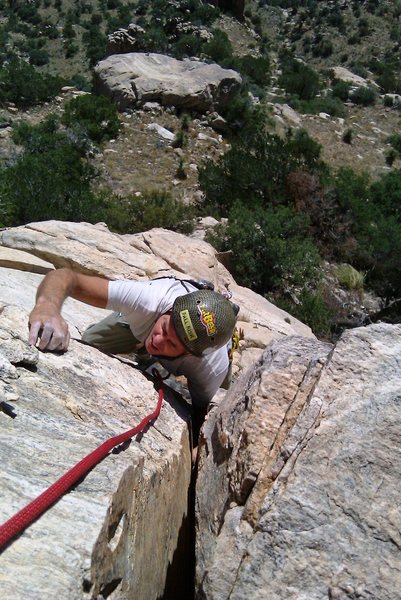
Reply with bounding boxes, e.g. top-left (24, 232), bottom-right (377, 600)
top-left (1, 0), bottom-right (401, 336)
